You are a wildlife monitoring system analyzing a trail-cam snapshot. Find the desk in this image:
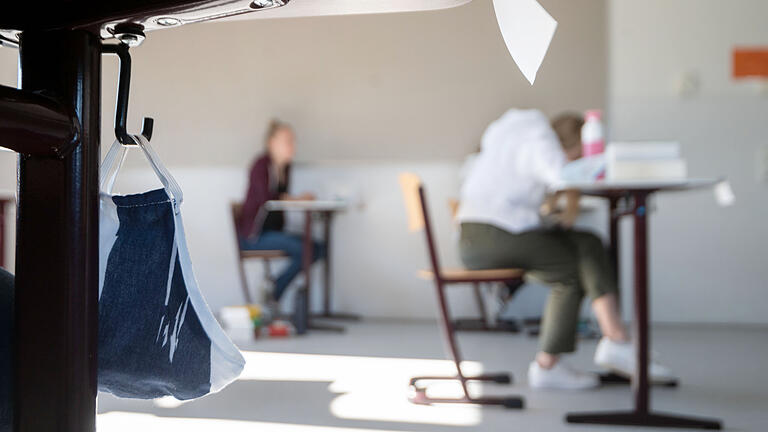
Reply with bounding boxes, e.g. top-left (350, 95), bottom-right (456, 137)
top-left (0, 194), bottom-right (13, 270)
top-left (265, 200), bottom-right (356, 331)
top-left (556, 179), bottom-right (722, 430)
